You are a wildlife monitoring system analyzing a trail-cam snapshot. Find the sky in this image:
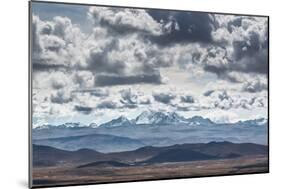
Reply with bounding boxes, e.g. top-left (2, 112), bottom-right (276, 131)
top-left (31, 2), bottom-right (268, 127)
